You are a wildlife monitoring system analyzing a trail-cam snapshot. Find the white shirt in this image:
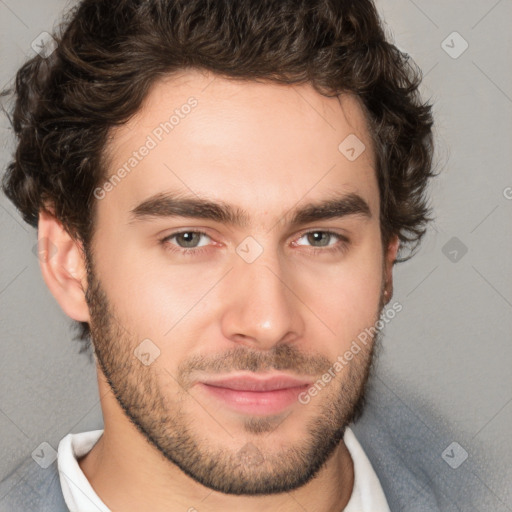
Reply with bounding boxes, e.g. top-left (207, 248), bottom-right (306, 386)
top-left (58, 426), bottom-right (390, 512)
